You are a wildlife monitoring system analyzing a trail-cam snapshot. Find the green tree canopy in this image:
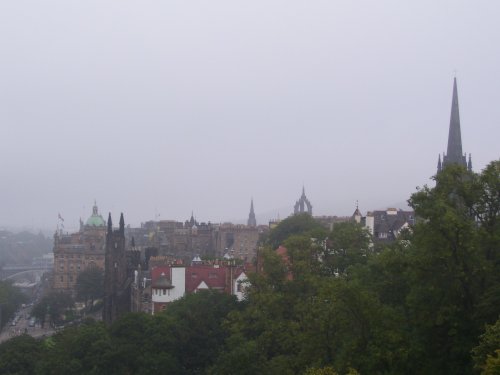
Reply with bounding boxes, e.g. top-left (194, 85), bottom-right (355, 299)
top-left (76, 267), bottom-right (104, 310)
top-left (32, 291), bottom-right (74, 327)
top-left (267, 213), bottom-right (326, 249)
top-left (0, 334), bottom-right (42, 375)
top-left (0, 280), bottom-right (26, 328)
